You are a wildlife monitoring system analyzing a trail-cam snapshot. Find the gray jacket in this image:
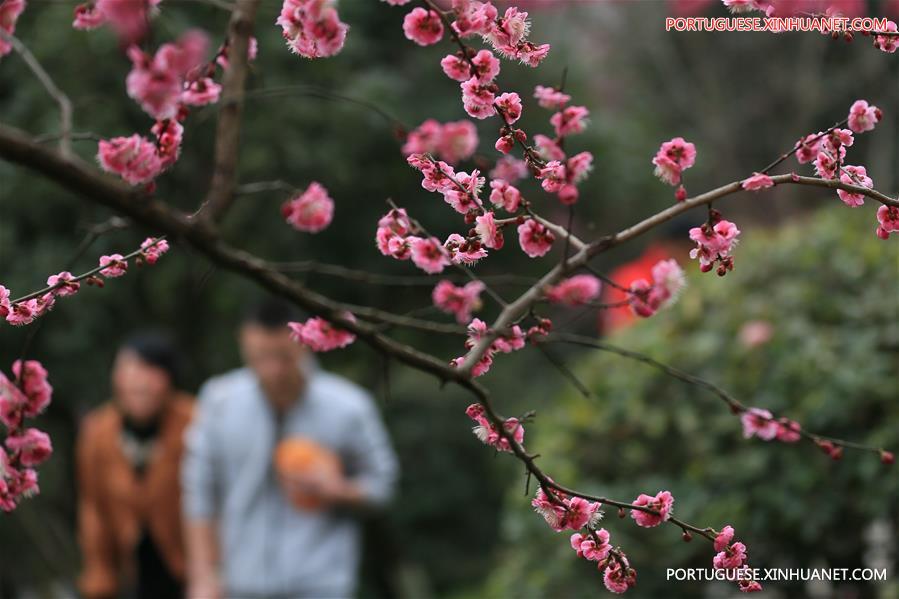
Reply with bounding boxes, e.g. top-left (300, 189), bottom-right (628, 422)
top-left (182, 366), bottom-right (399, 598)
